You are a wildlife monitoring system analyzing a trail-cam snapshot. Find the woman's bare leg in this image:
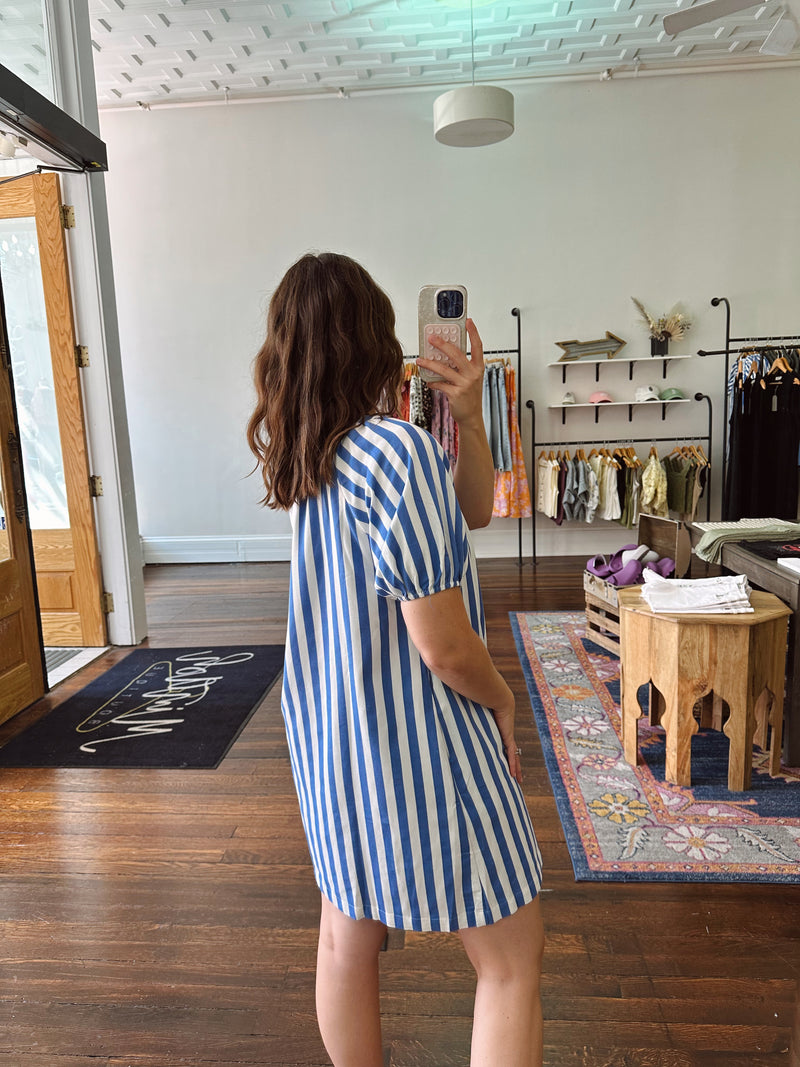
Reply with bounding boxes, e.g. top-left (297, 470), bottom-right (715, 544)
top-left (458, 896), bottom-right (545, 1067)
top-left (316, 893), bottom-right (388, 1067)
